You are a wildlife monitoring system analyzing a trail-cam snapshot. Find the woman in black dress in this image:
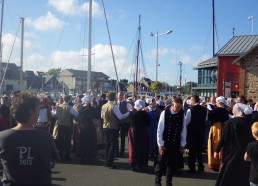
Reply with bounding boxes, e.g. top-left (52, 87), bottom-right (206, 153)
top-left (214, 103), bottom-right (254, 186)
top-left (128, 100), bottom-right (150, 171)
top-left (78, 95), bottom-right (98, 164)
